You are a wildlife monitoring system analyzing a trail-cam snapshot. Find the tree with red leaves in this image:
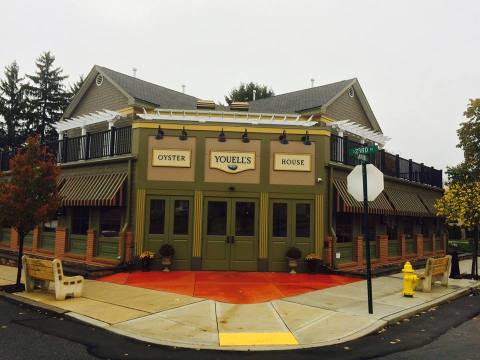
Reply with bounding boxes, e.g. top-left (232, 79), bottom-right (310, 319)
top-left (0, 136), bottom-right (60, 287)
